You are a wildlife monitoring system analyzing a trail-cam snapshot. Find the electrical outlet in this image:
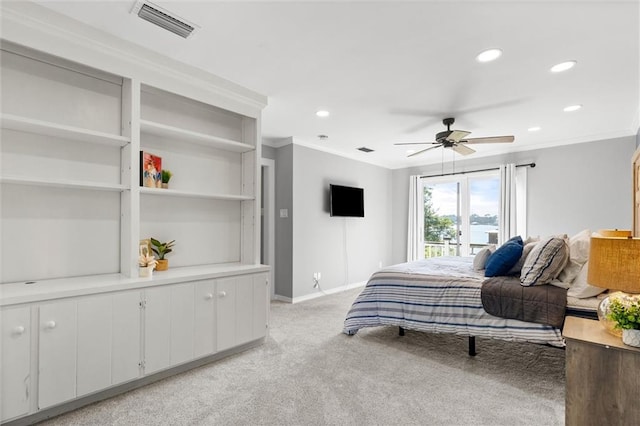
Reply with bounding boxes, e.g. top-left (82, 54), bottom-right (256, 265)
top-left (379, 261), bottom-right (383, 268)
top-left (312, 272), bottom-right (319, 289)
